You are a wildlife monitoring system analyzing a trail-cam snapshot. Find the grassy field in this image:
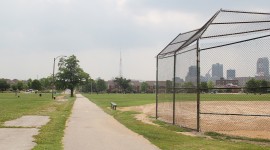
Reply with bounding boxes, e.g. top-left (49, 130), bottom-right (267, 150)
top-left (0, 93), bottom-right (75, 150)
top-left (84, 93), bottom-right (270, 150)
